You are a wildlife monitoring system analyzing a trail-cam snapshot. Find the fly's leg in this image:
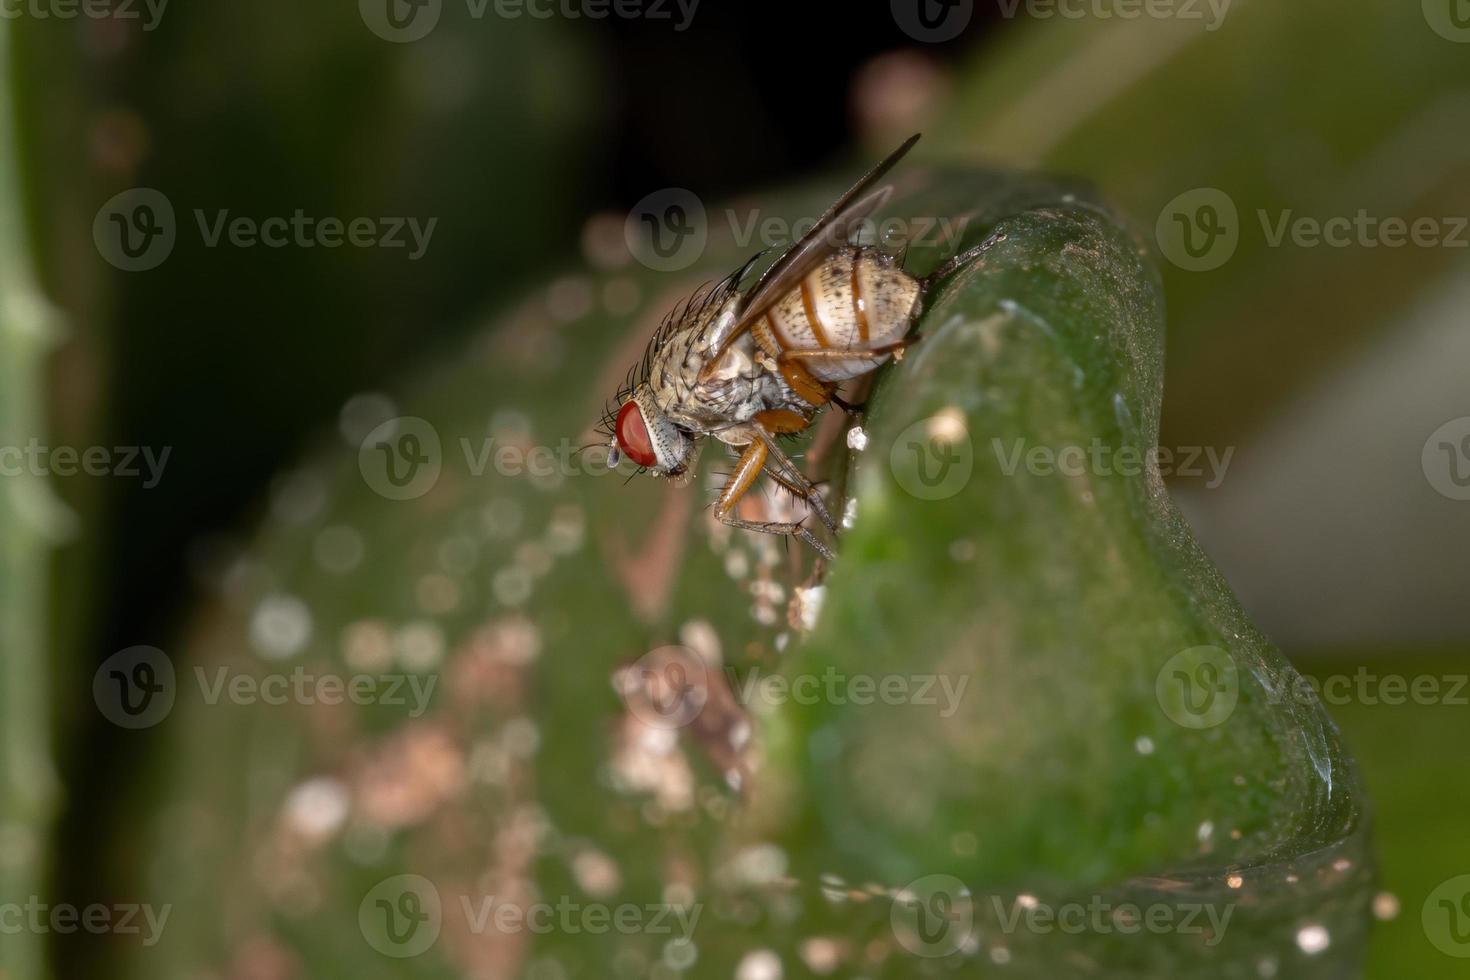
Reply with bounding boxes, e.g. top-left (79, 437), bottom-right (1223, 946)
top-left (753, 426), bottom-right (838, 534)
top-left (779, 341), bottom-right (911, 366)
top-left (715, 440), bottom-right (835, 560)
top-left (920, 230), bottom-right (1007, 289)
